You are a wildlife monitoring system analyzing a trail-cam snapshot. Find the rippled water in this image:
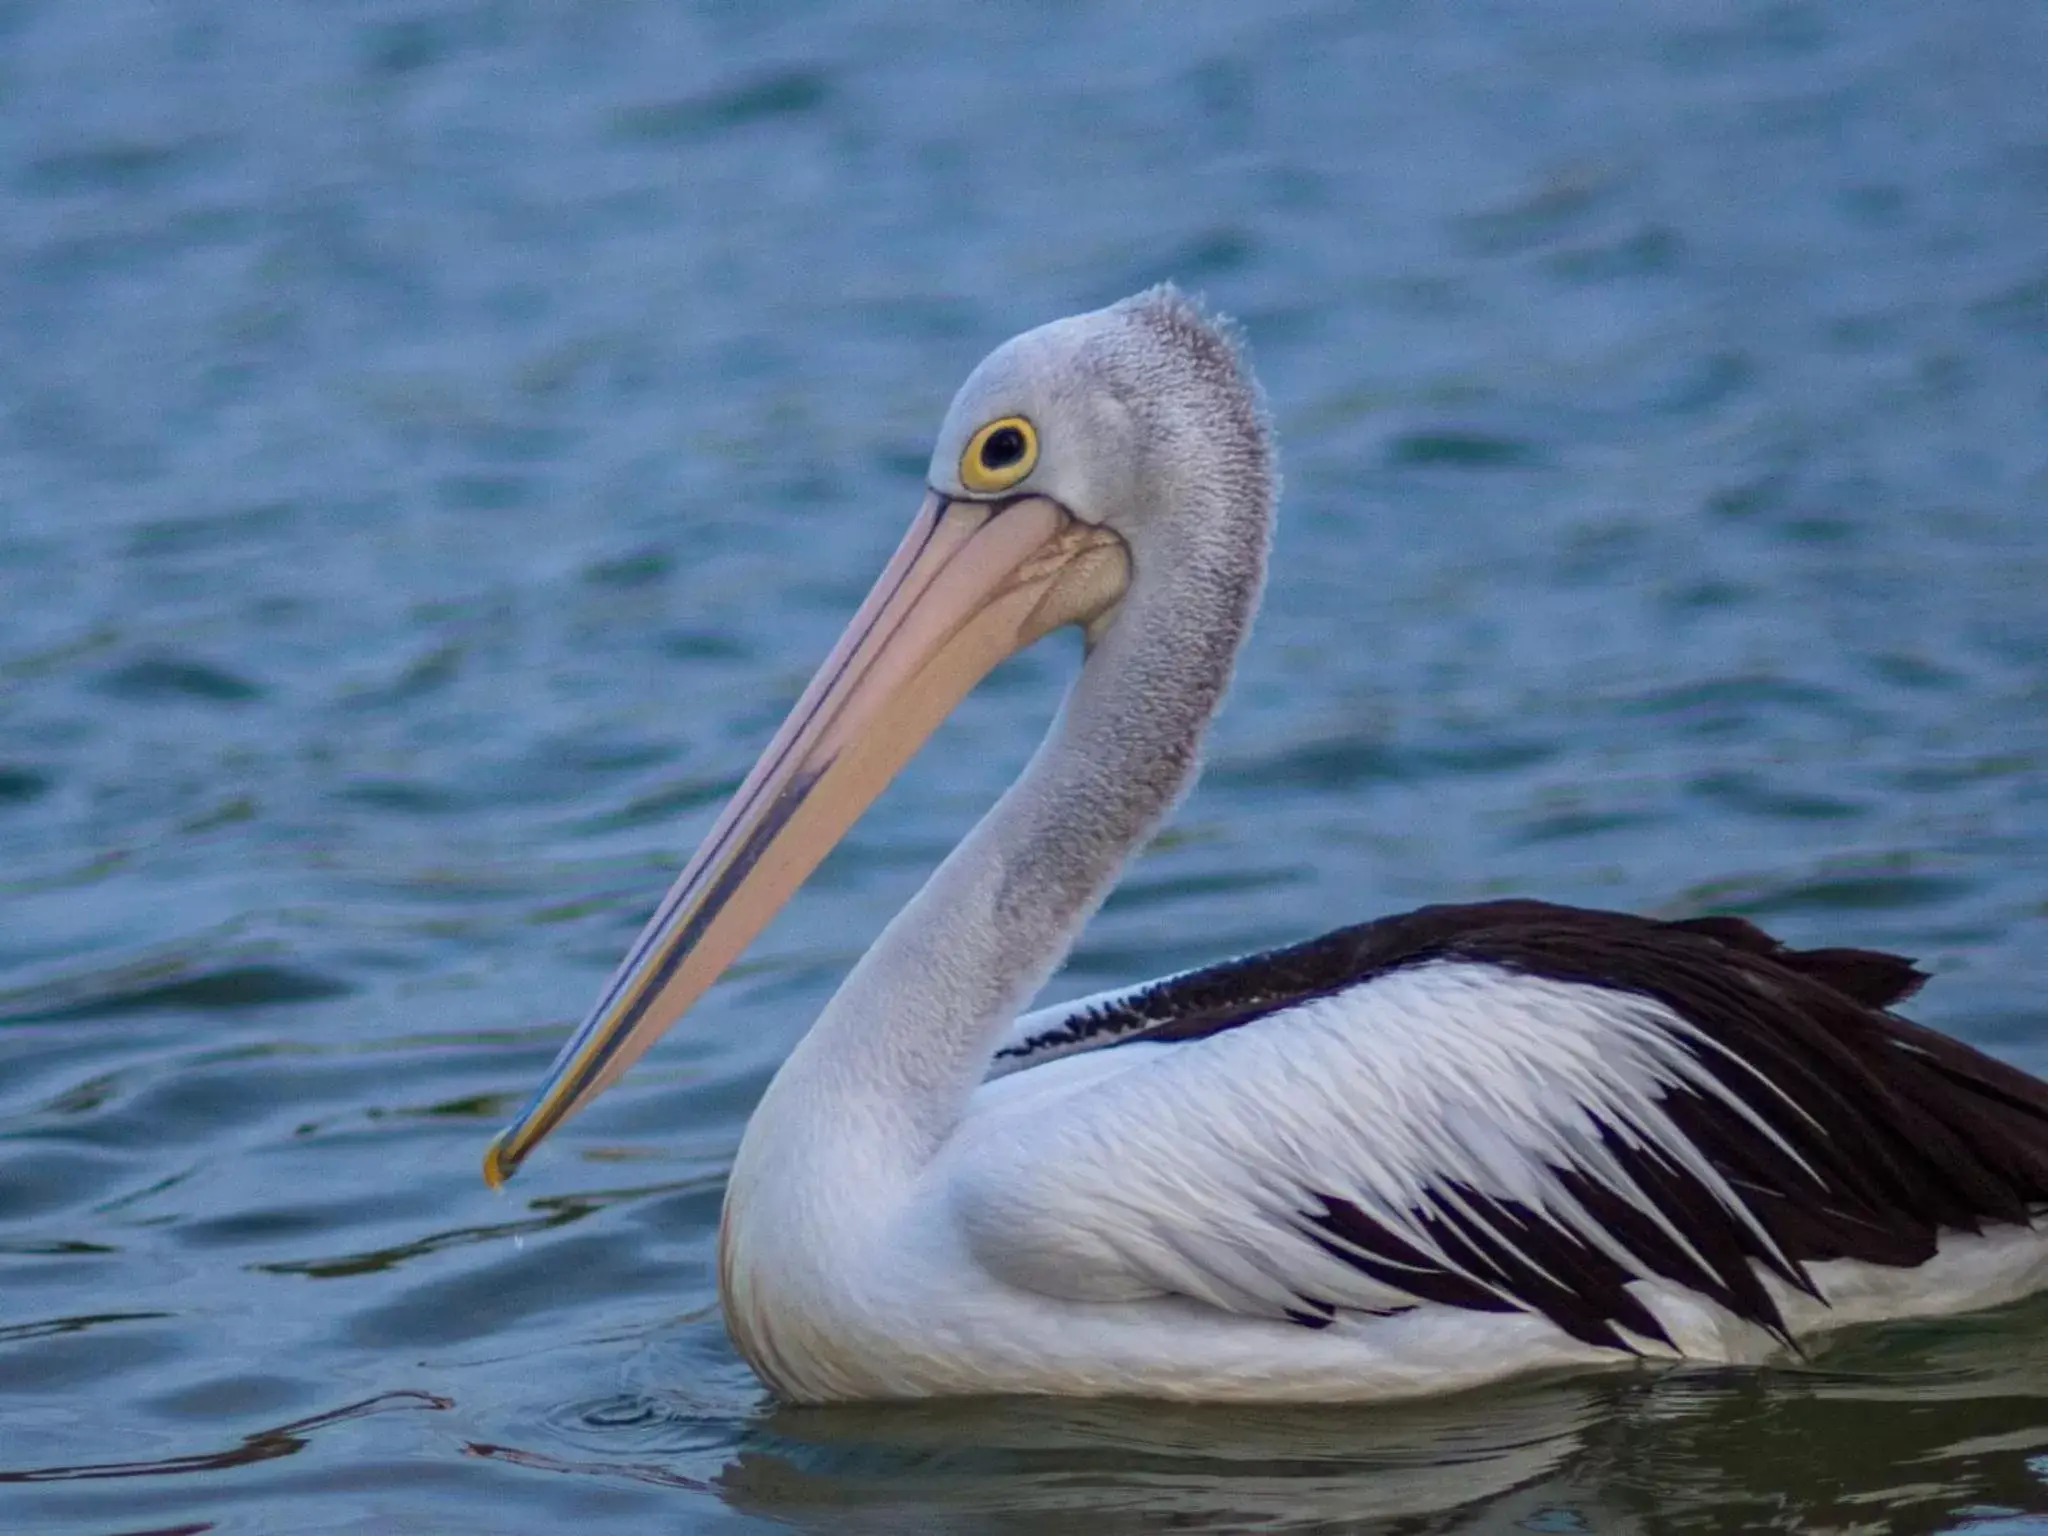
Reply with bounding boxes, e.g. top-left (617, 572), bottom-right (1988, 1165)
top-left (3, 2), bottom-right (2046, 1530)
